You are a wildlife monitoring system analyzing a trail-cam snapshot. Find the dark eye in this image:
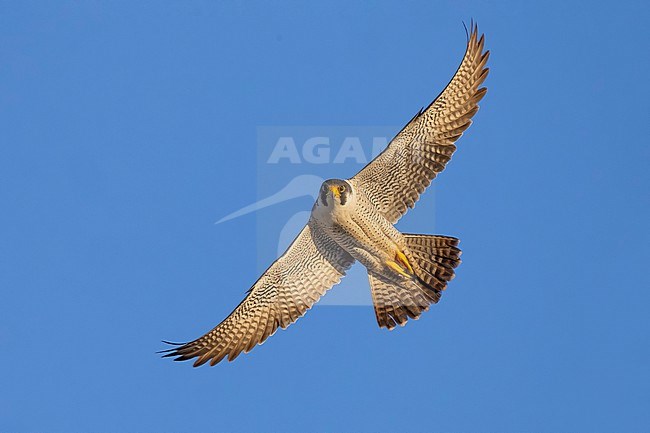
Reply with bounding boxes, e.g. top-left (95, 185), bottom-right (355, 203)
top-left (339, 185), bottom-right (346, 193)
